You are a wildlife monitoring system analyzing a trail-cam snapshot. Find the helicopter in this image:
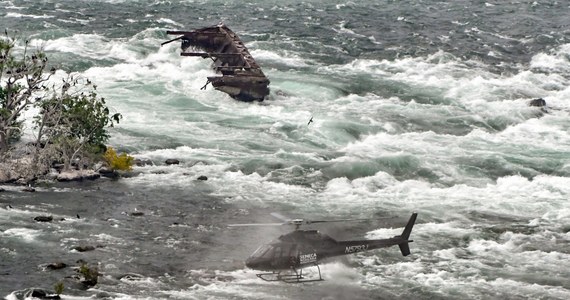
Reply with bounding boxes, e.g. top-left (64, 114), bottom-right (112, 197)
top-left (229, 212), bottom-right (418, 282)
